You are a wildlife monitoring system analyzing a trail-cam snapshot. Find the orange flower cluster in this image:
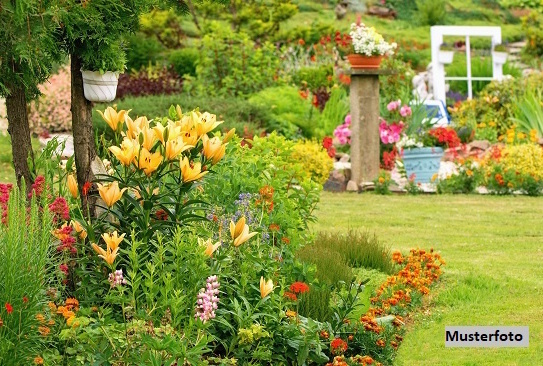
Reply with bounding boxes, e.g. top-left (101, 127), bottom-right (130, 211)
top-left (53, 298), bottom-right (80, 327)
top-left (256, 185), bottom-right (274, 213)
top-left (326, 355), bottom-right (382, 366)
top-left (330, 338), bottom-right (348, 355)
